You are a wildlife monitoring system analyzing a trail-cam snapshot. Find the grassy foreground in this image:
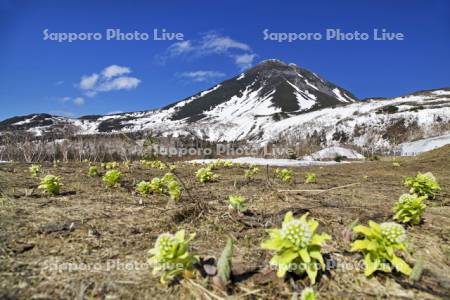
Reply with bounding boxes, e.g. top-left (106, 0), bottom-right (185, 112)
top-left (0, 147), bottom-right (449, 299)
